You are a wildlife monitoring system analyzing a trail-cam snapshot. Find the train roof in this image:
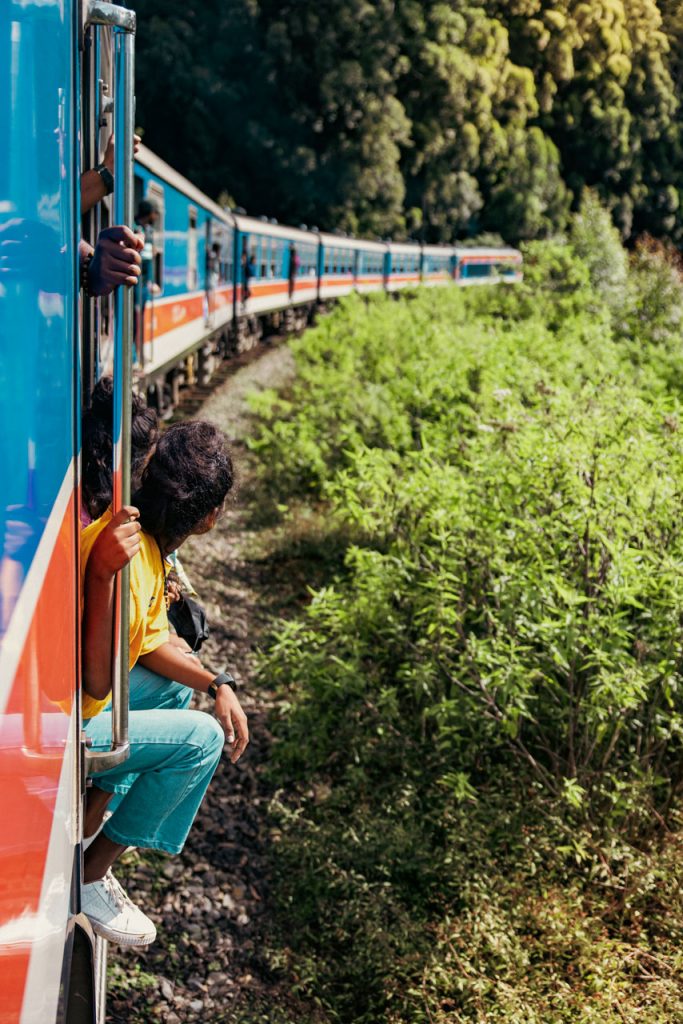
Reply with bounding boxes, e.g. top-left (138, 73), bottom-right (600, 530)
top-left (387, 240), bottom-right (423, 255)
top-left (317, 233), bottom-right (387, 254)
top-left (454, 246), bottom-right (522, 260)
top-left (421, 243), bottom-right (457, 257)
top-left (232, 213), bottom-right (315, 245)
top-left (136, 144), bottom-right (234, 225)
